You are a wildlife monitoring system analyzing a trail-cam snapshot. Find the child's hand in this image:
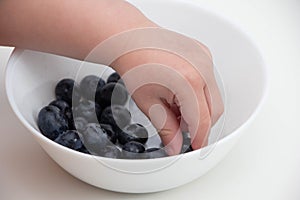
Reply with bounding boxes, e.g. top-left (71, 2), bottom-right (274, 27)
top-left (110, 31), bottom-right (224, 155)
